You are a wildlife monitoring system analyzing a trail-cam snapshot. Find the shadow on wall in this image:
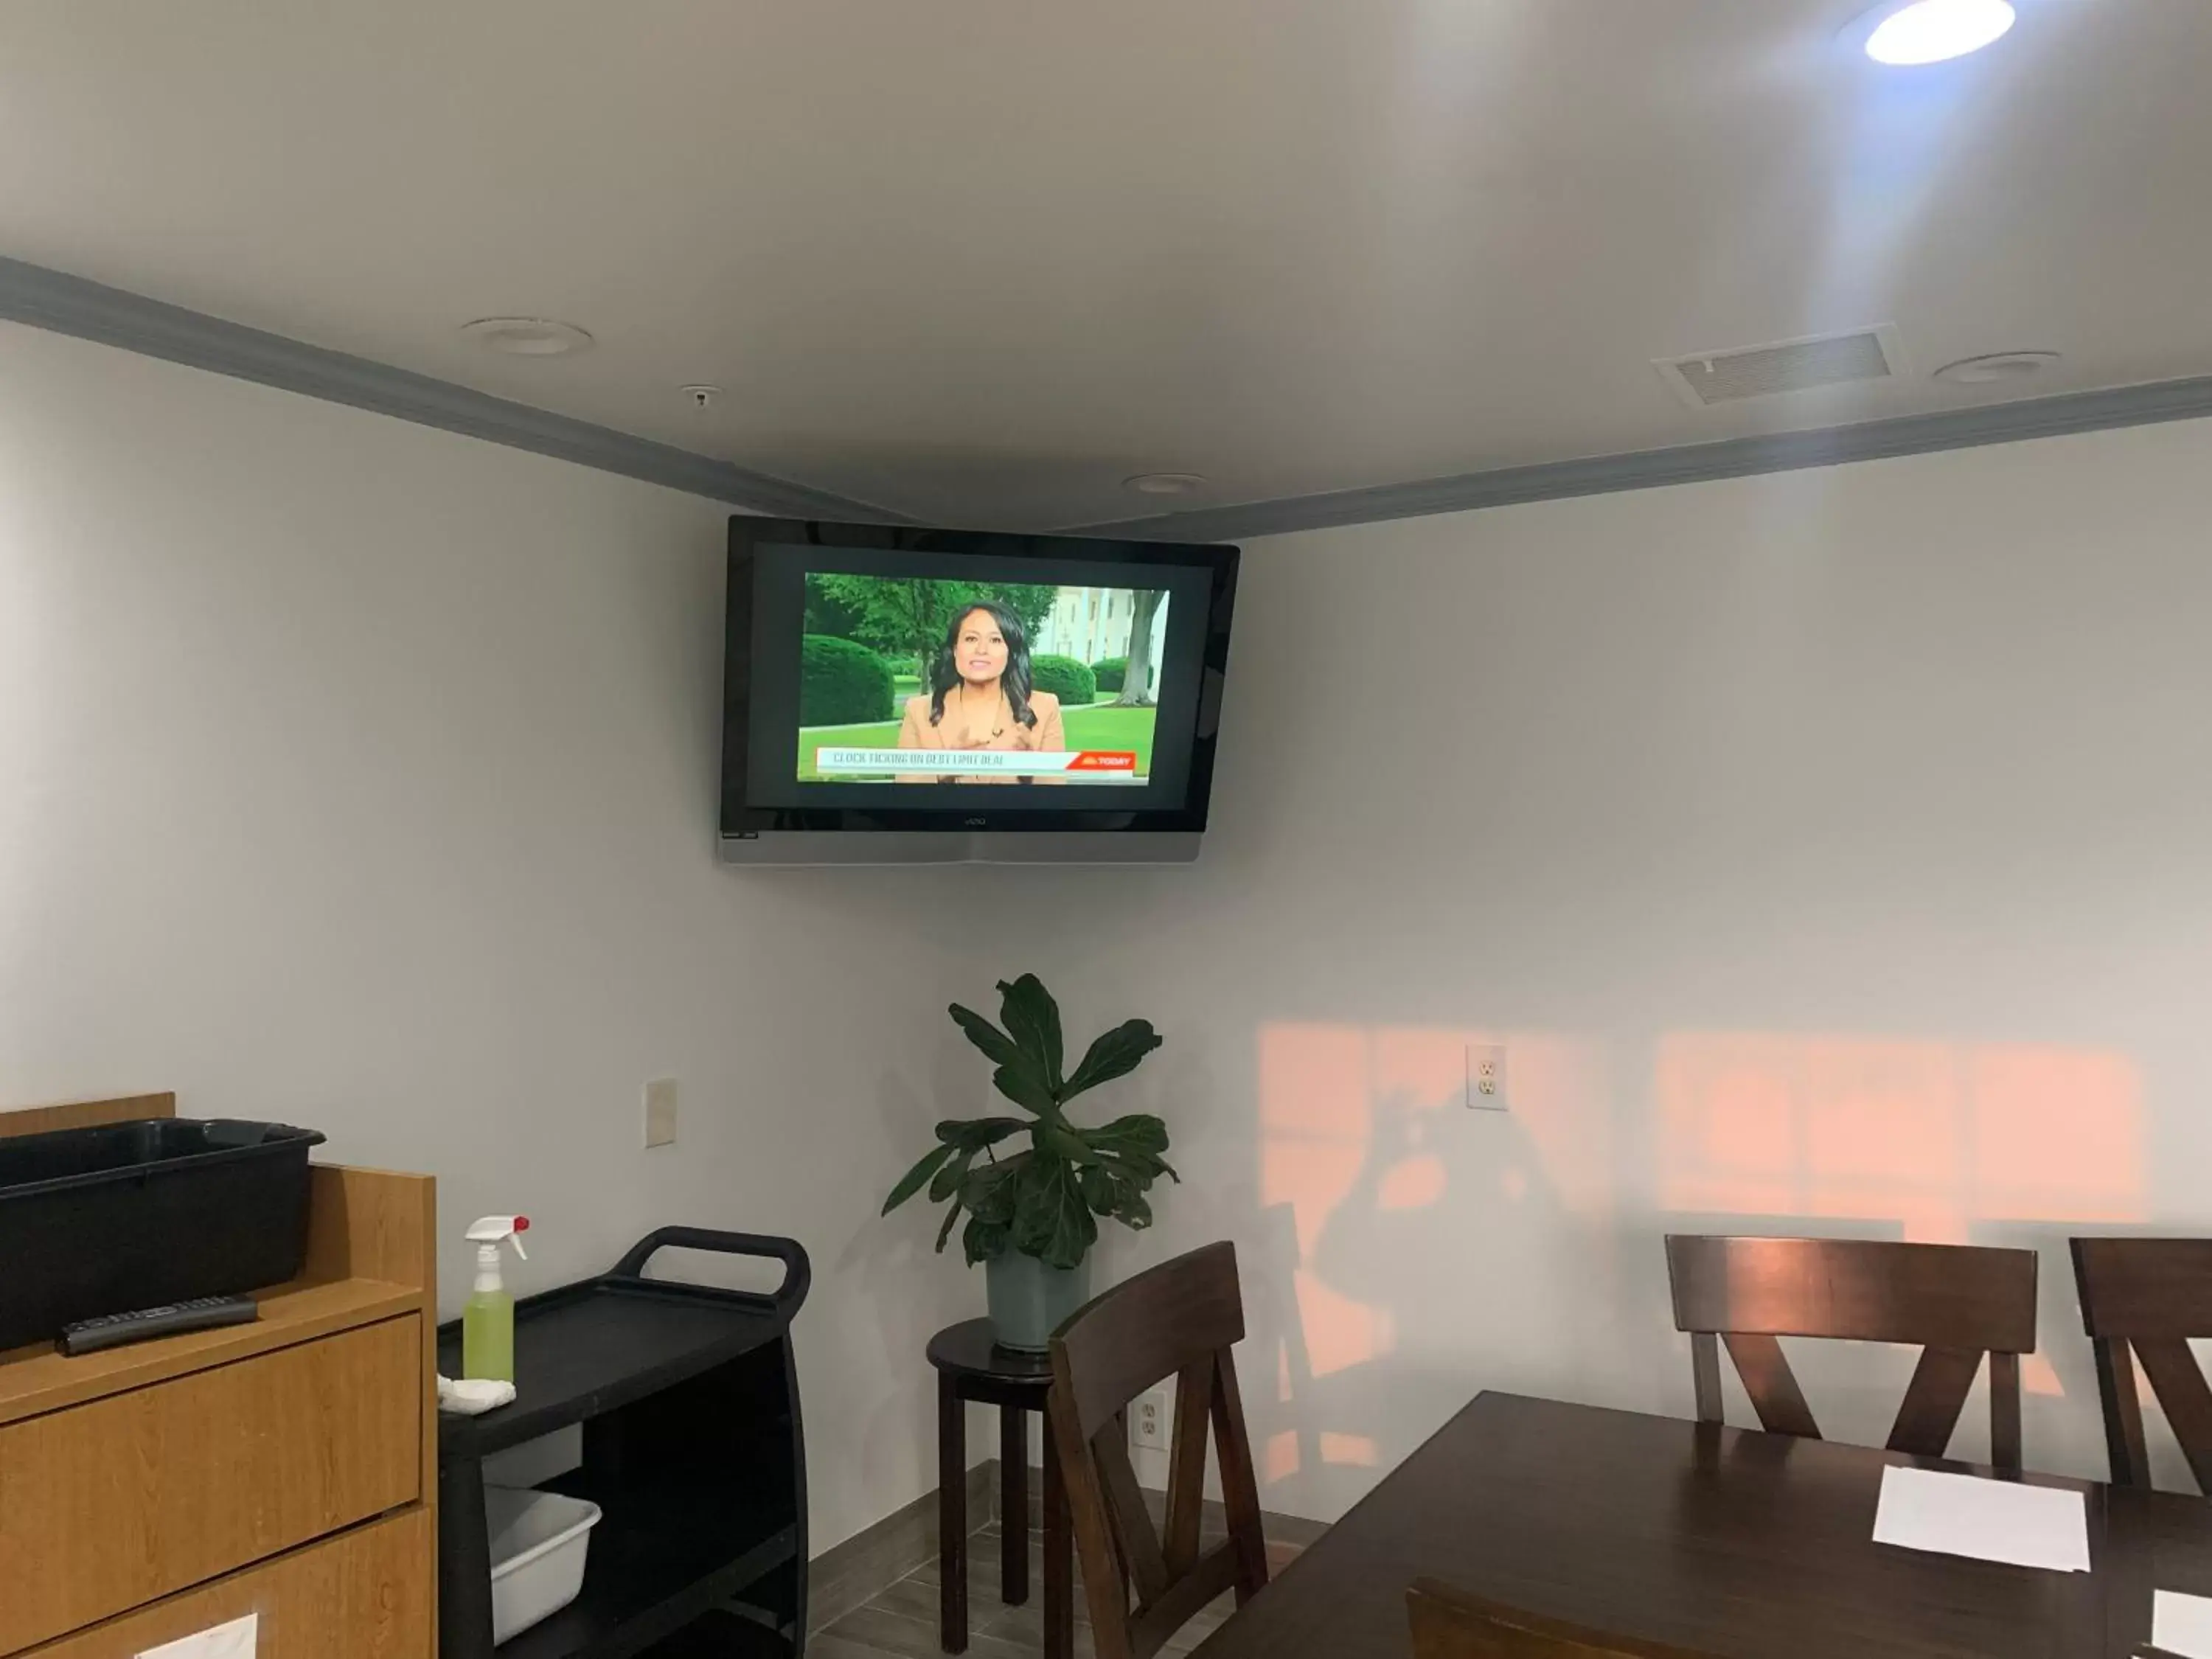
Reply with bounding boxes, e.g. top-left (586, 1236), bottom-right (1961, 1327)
top-left (1245, 1022), bottom-right (2146, 1514)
